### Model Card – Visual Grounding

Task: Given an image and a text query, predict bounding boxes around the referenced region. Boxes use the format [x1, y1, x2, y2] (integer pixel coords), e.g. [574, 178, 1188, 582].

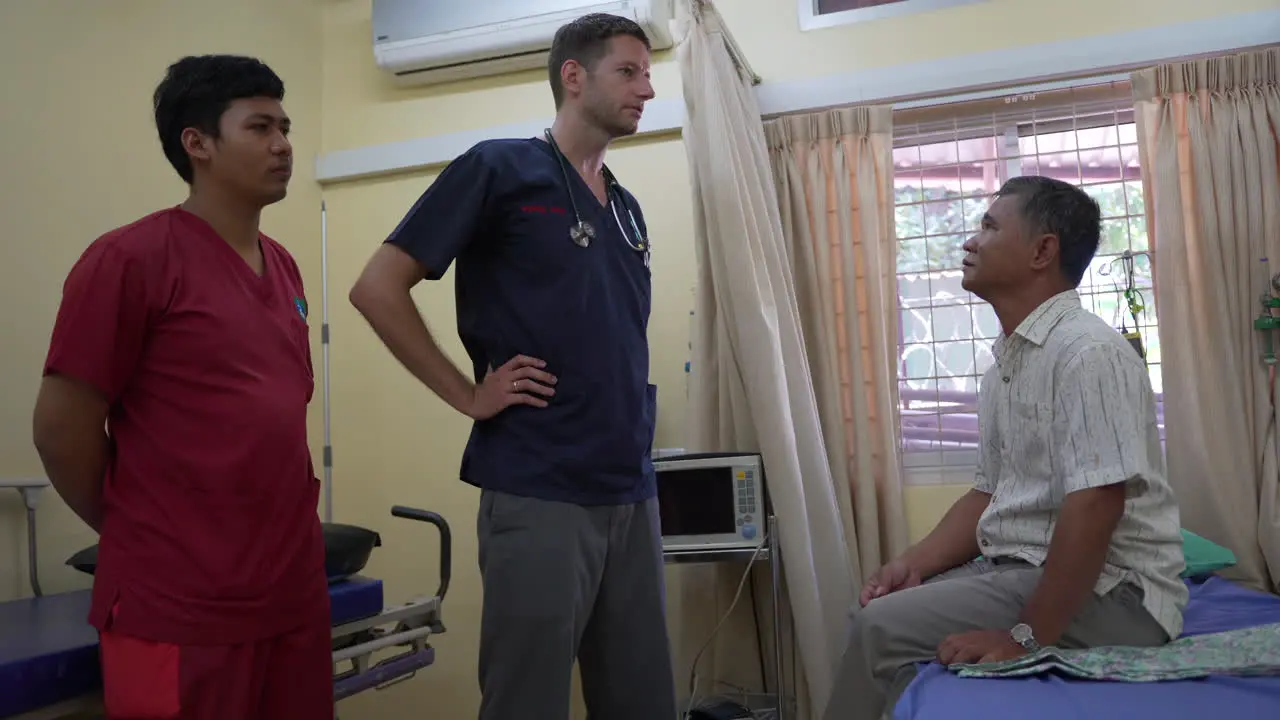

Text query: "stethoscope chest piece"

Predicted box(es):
[545, 129, 645, 255]
[570, 221, 595, 247]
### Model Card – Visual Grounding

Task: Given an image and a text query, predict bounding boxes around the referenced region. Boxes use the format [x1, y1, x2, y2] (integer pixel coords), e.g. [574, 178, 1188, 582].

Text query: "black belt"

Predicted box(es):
[989, 555, 1032, 566]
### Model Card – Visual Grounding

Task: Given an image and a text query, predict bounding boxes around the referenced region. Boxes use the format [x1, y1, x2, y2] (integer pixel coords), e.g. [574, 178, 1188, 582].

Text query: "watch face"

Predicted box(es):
[1011, 624, 1033, 642]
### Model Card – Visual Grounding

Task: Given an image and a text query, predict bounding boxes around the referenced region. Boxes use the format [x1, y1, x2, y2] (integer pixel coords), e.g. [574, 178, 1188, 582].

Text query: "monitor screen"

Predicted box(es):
[656, 466, 737, 537]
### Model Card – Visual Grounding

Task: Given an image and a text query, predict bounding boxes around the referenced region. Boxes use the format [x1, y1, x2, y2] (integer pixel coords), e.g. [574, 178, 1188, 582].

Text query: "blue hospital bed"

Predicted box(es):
[895, 575, 1280, 720]
[0, 484, 452, 720]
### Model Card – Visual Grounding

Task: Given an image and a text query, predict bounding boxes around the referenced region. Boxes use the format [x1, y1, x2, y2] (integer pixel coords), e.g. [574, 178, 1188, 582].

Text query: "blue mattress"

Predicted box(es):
[330, 575, 385, 626]
[895, 576, 1280, 720]
[0, 590, 100, 718]
[0, 577, 384, 718]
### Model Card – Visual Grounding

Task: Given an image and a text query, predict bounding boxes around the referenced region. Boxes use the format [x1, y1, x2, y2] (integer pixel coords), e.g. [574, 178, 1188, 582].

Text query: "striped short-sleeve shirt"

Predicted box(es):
[974, 289, 1188, 639]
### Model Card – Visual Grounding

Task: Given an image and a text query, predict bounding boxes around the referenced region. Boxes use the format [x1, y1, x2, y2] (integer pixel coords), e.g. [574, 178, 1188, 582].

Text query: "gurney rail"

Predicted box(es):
[333, 626, 432, 664]
[333, 642, 437, 701]
[390, 505, 451, 601]
[330, 506, 453, 705]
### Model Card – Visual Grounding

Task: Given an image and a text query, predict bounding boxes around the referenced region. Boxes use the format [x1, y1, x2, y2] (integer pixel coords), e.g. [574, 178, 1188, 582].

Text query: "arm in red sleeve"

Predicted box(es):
[33, 239, 155, 532]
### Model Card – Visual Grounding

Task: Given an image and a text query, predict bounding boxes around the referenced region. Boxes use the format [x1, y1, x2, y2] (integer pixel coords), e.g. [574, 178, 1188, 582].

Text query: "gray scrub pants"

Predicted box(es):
[476, 489, 677, 720]
[823, 558, 1170, 720]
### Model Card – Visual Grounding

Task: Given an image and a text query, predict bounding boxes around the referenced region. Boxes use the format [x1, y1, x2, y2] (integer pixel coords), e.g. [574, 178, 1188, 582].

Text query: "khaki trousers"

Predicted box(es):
[822, 559, 1169, 720]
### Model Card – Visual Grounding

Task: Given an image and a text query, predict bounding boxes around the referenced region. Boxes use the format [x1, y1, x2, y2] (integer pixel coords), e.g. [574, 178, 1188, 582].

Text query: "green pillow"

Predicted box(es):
[977, 529, 1235, 578]
[1180, 529, 1237, 577]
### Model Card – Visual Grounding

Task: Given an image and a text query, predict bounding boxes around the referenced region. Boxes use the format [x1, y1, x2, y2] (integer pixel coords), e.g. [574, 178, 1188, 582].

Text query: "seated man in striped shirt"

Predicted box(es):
[823, 175, 1186, 720]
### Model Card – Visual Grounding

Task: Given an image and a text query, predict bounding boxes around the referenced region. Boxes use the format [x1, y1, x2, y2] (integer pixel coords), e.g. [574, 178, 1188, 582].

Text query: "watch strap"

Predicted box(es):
[1011, 623, 1041, 652]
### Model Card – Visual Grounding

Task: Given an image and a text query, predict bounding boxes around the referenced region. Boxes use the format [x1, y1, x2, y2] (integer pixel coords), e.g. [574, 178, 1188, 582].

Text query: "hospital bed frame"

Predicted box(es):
[1, 480, 453, 718]
[331, 505, 452, 701]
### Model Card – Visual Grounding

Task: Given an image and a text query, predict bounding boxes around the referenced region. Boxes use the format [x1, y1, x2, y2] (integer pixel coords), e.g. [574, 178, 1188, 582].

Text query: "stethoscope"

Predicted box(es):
[543, 129, 649, 265]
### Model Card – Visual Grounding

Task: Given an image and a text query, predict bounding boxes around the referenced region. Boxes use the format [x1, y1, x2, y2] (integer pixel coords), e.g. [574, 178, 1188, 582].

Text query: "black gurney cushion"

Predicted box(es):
[64, 523, 383, 582]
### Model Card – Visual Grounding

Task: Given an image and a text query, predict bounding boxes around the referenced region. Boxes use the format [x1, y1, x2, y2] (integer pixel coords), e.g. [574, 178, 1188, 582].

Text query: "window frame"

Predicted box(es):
[798, 0, 988, 32]
[890, 88, 1162, 477]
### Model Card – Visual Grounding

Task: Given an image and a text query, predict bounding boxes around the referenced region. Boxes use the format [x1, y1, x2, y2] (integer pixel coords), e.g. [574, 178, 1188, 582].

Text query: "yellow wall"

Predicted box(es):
[0, 0, 1271, 718]
[0, 0, 325, 600]
[717, 0, 1280, 84]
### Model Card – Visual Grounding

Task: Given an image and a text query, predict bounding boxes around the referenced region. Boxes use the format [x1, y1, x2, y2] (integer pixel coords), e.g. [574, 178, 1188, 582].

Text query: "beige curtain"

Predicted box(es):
[763, 108, 909, 590]
[1132, 46, 1280, 593]
[675, 0, 858, 716]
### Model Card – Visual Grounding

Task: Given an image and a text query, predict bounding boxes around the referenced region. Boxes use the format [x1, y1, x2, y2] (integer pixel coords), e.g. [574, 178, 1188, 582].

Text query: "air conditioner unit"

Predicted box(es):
[372, 0, 676, 87]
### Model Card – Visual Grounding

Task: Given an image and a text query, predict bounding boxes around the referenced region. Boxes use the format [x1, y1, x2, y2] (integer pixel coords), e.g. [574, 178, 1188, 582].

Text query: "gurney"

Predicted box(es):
[330, 506, 452, 701]
[0, 478, 453, 719]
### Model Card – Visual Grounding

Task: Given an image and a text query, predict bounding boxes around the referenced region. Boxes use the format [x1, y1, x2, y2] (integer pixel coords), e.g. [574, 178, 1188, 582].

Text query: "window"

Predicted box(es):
[892, 82, 1163, 472]
[799, 0, 987, 31]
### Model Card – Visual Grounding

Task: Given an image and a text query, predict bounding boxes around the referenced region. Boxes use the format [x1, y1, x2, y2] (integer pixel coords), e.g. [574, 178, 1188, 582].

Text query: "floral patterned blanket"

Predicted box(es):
[950, 623, 1280, 682]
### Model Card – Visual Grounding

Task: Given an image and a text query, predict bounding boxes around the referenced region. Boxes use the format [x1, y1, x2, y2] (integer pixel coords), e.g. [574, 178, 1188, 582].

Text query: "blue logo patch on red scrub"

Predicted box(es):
[294, 297, 308, 321]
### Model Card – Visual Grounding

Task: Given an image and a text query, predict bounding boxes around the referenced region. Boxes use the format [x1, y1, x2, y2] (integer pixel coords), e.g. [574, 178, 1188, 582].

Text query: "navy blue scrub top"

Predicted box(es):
[385, 137, 657, 506]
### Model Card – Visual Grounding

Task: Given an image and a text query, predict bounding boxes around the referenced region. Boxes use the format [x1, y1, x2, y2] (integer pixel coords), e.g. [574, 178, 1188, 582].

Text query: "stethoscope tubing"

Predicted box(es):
[543, 129, 647, 253]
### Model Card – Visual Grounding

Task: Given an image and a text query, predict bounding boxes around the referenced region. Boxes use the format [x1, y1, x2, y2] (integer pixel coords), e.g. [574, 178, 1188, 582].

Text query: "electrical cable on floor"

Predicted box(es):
[711, 680, 783, 719]
[748, 571, 768, 692]
[684, 537, 767, 719]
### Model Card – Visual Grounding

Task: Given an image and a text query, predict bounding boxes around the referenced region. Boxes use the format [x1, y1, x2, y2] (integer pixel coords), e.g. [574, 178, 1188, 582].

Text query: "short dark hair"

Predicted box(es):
[153, 54, 285, 184]
[995, 176, 1102, 287]
[547, 13, 650, 109]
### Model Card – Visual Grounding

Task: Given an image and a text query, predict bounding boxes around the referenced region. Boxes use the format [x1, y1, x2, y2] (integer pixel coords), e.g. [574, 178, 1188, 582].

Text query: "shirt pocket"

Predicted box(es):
[501, 210, 588, 280]
[286, 316, 315, 404]
[1011, 400, 1054, 477]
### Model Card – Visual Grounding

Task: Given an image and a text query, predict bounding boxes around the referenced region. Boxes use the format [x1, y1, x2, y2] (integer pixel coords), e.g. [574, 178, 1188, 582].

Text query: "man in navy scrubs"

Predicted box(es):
[349, 13, 676, 720]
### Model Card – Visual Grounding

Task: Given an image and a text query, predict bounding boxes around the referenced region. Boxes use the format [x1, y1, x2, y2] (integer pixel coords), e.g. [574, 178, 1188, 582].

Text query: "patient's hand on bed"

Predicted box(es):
[937, 629, 1025, 666]
[860, 557, 922, 607]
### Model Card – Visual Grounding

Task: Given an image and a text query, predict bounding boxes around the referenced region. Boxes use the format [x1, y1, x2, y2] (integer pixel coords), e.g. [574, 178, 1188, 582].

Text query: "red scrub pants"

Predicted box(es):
[99, 619, 333, 719]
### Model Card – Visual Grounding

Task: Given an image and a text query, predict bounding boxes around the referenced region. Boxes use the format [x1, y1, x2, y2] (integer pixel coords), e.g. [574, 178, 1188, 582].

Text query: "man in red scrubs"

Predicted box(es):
[32, 54, 331, 720]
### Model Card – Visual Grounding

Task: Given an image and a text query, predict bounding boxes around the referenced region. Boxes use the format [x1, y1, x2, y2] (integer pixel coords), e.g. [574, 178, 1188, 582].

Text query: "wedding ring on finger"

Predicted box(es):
[512, 380, 519, 391]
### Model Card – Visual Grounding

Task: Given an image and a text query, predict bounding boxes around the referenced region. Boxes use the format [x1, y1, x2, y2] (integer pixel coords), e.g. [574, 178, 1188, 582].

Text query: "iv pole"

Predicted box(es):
[321, 200, 334, 523]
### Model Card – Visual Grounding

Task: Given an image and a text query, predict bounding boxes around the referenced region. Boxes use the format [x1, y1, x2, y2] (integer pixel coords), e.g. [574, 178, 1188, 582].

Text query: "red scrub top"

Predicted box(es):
[44, 207, 328, 646]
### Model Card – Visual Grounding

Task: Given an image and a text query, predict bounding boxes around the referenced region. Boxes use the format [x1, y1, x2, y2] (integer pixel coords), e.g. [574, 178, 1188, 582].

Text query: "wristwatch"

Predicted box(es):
[1010, 623, 1041, 653]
